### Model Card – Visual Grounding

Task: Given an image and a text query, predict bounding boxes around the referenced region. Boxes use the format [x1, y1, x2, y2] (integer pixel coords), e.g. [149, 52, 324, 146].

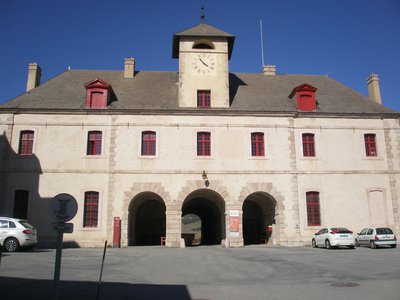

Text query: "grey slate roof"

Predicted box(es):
[172, 23, 235, 59]
[0, 69, 397, 116]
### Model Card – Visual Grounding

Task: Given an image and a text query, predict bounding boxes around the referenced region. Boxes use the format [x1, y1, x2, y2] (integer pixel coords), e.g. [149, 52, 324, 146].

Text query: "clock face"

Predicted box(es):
[192, 54, 216, 74]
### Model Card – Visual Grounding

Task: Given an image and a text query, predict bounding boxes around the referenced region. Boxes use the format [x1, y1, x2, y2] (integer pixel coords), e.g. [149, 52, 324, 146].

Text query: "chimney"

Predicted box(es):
[366, 73, 382, 104]
[262, 65, 276, 76]
[26, 63, 41, 92]
[124, 57, 135, 79]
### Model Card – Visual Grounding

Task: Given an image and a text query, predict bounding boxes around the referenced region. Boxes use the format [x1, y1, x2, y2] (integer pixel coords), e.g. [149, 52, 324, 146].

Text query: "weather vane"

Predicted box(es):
[200, 7, 205, 23]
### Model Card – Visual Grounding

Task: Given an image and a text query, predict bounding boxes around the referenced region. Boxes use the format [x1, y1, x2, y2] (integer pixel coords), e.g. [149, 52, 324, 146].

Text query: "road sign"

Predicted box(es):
[50, 193, 78, 222]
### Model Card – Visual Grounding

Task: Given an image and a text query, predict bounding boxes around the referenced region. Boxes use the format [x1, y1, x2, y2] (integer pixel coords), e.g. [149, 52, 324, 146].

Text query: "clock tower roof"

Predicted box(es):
[172, 23, 235, 59]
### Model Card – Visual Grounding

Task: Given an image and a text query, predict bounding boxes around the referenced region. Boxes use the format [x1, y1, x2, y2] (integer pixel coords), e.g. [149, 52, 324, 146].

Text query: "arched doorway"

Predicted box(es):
[182, 189, 225, 246]
[242, 192, 276, 245]
[128, 192, 166, 246]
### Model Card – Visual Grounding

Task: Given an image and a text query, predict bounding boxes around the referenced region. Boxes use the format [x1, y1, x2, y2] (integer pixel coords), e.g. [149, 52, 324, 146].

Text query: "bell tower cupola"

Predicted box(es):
[172, 21, 235, 108]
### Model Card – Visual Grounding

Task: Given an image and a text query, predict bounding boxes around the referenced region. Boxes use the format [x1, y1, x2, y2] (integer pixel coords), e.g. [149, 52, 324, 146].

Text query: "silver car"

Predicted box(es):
[355, 227, 397, 249]
[312, 227, 355, 249]
[0, 217, 38, 252]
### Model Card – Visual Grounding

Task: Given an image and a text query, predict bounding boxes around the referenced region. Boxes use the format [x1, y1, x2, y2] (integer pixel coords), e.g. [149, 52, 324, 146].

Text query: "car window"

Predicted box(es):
[19, 221, 34, 229]
[9, 221, 16, 228]
[360, 229, 367, 235]
[376, 228, 393, 234]
[367, 229, 373, 235]
[0, 220, 9, 228]
[323, 229, 328, 234]
[331, 228, 352, 233]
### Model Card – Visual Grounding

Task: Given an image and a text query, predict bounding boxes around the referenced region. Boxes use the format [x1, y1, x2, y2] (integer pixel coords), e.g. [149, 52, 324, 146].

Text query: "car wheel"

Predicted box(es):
[4, 237, 19, 252]
[325, 239, 331, 249]
[370, 241, 377, 249]
[312, 239, 317, 248]
[355, 239, 359, 247]
[390, 244, 397, 249]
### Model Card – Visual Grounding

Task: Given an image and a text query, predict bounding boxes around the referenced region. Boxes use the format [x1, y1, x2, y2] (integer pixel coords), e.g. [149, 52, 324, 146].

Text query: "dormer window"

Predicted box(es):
[84, 79, 115, 109]
[289, 83, 317, 112]
[193, 39, 215, 50]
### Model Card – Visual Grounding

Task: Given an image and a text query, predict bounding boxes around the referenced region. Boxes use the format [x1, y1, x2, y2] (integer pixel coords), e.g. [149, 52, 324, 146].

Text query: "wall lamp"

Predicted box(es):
[202, 170, 210, 187]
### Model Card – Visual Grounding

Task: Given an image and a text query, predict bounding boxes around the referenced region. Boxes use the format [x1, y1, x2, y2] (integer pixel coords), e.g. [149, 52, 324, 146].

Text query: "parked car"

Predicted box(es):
[312, 227, 355, 249]
[0, 217, 38, 252]
[355, 227, 397, 249]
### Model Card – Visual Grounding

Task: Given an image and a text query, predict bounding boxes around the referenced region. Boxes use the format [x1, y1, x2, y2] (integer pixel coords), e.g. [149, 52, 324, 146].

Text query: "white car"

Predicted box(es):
[0, 217, 38, 252]
[355, 227, 397, 249]
[312, 227, 355, 249]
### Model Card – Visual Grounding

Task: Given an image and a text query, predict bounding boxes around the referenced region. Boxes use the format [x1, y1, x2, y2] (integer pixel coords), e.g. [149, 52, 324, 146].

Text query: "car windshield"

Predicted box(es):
[331, 228, 352, 233]
[376, 228, 393, 234]
[19, 221, 34, 229]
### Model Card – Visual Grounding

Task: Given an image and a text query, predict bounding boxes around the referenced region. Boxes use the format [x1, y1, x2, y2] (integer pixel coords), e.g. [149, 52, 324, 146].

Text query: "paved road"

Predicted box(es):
[0, 245, 399, 300]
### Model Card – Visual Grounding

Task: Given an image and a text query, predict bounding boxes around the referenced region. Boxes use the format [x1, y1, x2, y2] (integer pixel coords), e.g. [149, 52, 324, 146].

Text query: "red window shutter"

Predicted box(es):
[251, 132, 265, 156]
[298, 93, 316, 111]
[18, 130, 34, 155]
[84, 191, 99, 227]
[197, 132, 211, 156]
[90, 91, 106, 108]
[141, 131, 156, 155]
[306, 192, 321, 226]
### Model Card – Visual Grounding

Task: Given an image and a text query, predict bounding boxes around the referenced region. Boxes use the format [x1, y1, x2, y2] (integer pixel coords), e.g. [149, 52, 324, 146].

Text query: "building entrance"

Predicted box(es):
[182, 189, 225, 246]
[242, 192, 276, 245]
[128, 192, 166, 246]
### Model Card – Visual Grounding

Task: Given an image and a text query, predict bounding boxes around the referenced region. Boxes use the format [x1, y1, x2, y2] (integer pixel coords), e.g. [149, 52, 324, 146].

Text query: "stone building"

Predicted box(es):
[0, 22, 399, 248]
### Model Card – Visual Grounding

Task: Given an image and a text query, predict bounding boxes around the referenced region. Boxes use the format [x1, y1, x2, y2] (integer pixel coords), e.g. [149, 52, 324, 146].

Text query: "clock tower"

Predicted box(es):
[172, 23, 235, 108]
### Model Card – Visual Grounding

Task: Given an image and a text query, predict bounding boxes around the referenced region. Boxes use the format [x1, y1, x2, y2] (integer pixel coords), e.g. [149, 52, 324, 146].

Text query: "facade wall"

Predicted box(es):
[0, 112, 399, 247]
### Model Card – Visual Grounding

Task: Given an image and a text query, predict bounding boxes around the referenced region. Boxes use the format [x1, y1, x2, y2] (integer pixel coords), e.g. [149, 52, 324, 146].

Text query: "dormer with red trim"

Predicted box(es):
[84, 79, 114, 109]
[289, 83, 318, 112]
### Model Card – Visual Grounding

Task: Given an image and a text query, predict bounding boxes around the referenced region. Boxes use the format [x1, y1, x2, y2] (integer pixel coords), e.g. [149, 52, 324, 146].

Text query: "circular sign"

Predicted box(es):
[50, 193, 78, 222]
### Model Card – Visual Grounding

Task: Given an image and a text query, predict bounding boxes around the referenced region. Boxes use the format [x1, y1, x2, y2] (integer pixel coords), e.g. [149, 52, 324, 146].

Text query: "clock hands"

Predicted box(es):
[199, 58, 208, 67]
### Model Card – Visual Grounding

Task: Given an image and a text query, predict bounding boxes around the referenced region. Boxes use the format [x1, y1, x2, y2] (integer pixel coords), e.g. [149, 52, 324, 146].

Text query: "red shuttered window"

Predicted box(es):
[141, 131, 156, 156]
[306, 192, 321, 226]
[197, 90, 211, 108]
[87, 131, 102, 155]
[84, 191, 99, 227]
[197, 132, 211, 156]
[251, 132, 265, 157]
[18, 130, 34, 156]
[364, 134, 377, 157]
[302, 133, 315, 157]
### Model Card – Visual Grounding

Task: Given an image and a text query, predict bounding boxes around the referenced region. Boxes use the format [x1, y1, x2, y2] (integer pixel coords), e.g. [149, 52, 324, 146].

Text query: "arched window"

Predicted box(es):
[197, 132, 211, 156]
[18, 130, 34, 156]
[251, 132, 265, 156]
[364, 134, 377, 157]
[193, 40, 214, 50]
[141, 131, 156, 156]
[302, 133, 315, 157]
[87, 131, 102, 155]
[84, 191, 99, 227]
[306, 192, 321, 226]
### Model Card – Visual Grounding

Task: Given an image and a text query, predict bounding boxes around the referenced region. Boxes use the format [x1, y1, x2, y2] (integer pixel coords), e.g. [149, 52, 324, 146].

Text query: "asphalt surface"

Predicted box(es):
[0, 244, 399, 300]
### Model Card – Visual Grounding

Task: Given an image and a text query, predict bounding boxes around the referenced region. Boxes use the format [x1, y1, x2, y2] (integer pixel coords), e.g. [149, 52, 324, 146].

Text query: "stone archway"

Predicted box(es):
[128, 192, 166, 246]
[122, 182, 172, 247]
[239, 183, 286, 246]
[177, 180, 230, 247]
[242, 192, 276, 245]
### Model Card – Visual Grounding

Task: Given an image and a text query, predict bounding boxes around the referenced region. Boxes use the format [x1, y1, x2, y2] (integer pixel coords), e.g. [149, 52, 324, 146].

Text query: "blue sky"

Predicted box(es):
[1, 0, 399, 111]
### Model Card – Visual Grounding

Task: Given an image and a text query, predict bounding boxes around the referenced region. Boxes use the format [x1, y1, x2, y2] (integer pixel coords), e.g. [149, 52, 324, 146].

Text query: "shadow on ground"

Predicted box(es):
[0, 277, 192, 300]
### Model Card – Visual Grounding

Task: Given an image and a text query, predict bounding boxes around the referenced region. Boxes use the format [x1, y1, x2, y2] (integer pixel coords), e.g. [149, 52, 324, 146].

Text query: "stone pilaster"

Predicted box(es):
[288, 118, 302, 246]
[384, 121, 400, 234]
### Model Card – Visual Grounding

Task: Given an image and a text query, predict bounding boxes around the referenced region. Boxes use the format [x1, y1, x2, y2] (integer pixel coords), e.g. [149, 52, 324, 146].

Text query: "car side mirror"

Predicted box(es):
[357, 233, 360, 235]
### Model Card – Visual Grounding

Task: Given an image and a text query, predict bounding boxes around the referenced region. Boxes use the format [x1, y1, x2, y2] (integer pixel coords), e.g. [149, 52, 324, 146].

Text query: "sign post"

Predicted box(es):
[50, 193, 78, 300]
